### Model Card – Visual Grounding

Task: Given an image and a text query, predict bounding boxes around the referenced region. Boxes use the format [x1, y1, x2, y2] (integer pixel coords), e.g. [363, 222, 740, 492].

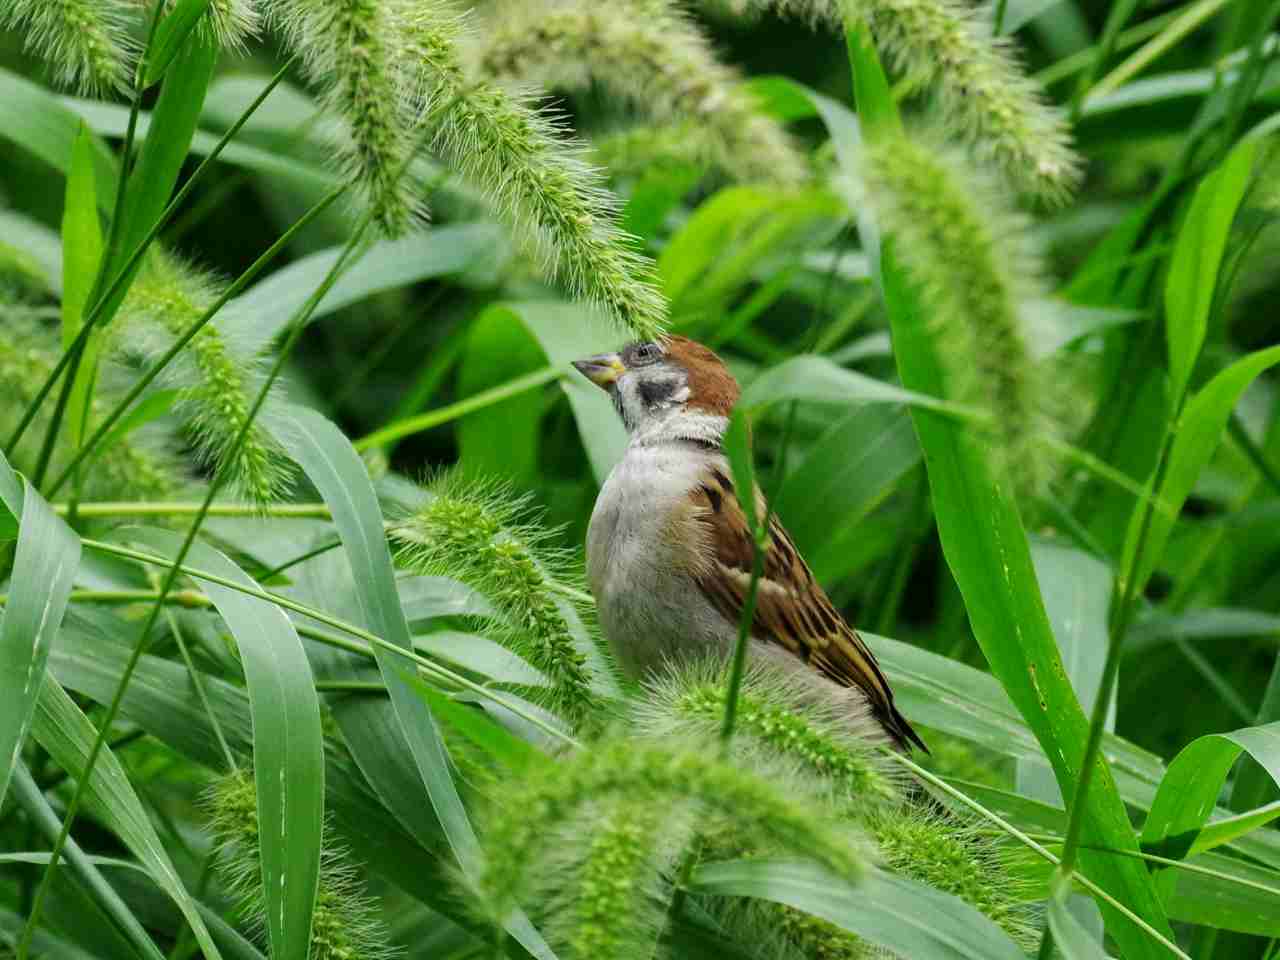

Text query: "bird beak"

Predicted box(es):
[572, 352, 625, 389]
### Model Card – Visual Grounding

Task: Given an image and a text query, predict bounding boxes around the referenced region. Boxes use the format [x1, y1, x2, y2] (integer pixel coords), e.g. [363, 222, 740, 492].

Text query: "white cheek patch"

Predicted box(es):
[672, 385, 691, 404]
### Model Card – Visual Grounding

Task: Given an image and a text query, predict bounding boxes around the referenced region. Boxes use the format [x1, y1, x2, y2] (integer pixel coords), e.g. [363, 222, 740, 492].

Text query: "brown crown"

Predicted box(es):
[663, 336, 740, 416]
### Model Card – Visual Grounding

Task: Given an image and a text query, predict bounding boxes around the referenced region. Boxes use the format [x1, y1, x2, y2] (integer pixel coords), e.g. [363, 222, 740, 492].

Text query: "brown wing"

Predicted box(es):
[687, 465, 926, 752]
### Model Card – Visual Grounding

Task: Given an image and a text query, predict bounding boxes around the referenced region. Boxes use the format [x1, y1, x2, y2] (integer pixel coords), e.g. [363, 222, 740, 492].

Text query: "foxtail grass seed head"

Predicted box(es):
[516, 795, 676, 960]
[475, 0, 807, 186]
[867, 804, 1038, 946]
[725, 0, 1079, 201]
[116, 251, 295, 506]
[860, 130, 1047, 496]
[207, 773, 396, 960]
[399, 3, 667, 340]
[204, 0, 262, 51]
[391, 477, 600, 724]
[633, 657, 902, 809]
[269, 0, 421, 235]
[0, 0, 138, 96]
[479, 738, 866, 928]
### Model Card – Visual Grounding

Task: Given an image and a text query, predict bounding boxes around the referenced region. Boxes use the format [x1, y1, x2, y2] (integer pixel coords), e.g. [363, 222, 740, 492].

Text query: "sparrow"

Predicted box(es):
[574, 336, 925, 752]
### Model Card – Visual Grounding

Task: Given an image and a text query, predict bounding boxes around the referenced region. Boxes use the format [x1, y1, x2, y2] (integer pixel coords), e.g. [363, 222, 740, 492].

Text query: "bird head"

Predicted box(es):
[573, 336, 740, 434]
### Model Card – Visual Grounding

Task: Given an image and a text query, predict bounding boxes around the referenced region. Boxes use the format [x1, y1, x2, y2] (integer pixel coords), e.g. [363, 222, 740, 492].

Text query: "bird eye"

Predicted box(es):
[631, 342, 659, 365]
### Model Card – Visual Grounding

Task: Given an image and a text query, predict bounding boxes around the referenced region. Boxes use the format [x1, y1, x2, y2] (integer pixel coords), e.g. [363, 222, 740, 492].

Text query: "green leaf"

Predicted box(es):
[1124, 345, 1280, 590]
[1130, 607, 1280, 652]
[504, 301, 629, 485]
[0, 66, 120, 206]
[689, 859, 1026, 960]
[146, 0, 214, 87]
[837, 33, 1176, 954]
[1194, 801, 1280, 854]
[7, 764, 166, 960]
[1165, 849, 1280, 936]
[224, 225, 506, 352]
[1140, 721, 1280, 871]
[0, 449, 22, 540]
[400, 671, 548, 775]
[773, 405, 919, 566]
[273, 404, 556, 960]
[657, 185, 842, 318]
[1164, 140, 1257, 404]
[844, 20, 901, 141]
[66, 97, 332, 195]
[30, 677, 224, 960]
[457, 308, 546, 487]
[61, 122, 105, 451]
[99, 29, 218, 325]
[0, 468, 81, 807]
[122, 528, 324, 960]
[1022, 540, 1115, 803]
[740, 354, 962, 415]
[1048, 876, 1111, 959]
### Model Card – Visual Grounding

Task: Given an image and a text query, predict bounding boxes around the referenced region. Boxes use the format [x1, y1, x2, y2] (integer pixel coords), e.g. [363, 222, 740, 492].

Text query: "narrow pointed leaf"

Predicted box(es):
[0, 456, 80, 807]
[30, 677, 223, 960]
[7, 764, 167, 960]
[274, 404, 556, 960]
[1049, 878, 1111, 959]
[836, 33, 1176, 955]
[61, 123, 104, 451]
[1124, 345, 1280, 590]
[146, 0, 214, 86]
[1141, 721, 1280, 876]
[1164, 141, 1256, 404]
[122, 527, 324, 960]
[690, 859, 1026, 960]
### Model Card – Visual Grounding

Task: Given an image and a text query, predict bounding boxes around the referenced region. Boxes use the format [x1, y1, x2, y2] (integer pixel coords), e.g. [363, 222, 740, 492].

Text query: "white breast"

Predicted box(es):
[587, 440, 733, 678]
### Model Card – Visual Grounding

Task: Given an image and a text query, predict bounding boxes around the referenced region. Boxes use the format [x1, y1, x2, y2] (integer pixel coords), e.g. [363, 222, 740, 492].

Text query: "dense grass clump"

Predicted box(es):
[1, 1, 1277, 958]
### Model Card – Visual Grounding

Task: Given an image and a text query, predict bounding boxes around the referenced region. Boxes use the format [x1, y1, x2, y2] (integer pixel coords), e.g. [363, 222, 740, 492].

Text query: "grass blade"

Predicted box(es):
[7, 764, 166, 960]
[689, 859, 1026, 960]
[97, 28, 217, 326]
[1164, 140, 1257, 405]
[840, 33, 1176, 958]
[122, 527, 324, 960]
[1123, 345, 1280, 590]
[1048, 876, 1109, 959]
[145, 0, 214, 87]
[30, 678, 223, 960]
[274, 404, 558, 960]
[1140, 721, 1280, 876]
[60, 123, 105, 458]
[0, 456, 81, 807]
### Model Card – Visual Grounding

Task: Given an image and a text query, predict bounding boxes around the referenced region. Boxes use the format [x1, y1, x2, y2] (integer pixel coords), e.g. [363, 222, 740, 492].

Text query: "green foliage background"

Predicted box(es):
[0, 0, 1278, 958]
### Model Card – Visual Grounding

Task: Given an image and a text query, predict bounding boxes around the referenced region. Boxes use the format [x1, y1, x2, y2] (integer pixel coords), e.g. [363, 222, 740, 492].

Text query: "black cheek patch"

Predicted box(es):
[639, 379, 674, 407]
